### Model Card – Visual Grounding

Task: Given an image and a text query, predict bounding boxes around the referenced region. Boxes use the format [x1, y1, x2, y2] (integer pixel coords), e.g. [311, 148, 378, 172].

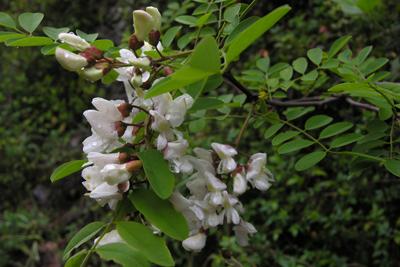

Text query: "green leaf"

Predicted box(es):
[116, 222, 174, 266]
[161, 26, 182, 48]
[175, 15, 197, 26]
[360, 57, 389, 76]
[278, 139, 314, 154]
[42, 26, 69, 40]
[305, 115, 333, 130]
[196, 13, 212, 27]
[384, 159, 400, 177]
[6, 36, 53, 47]
[225, 16, 259, 45]
[295, 151, 327, 171]
[256, 57, 270, 72]
[307, 47, 323, 65]
[0, 32, 25, 42]
[50, 159, 87, 183]
[18, 12, 44, 33]
[328, 35, 351, 58]
[191, 97, 224, 112]
[96, 243, 150, 267]
[280, 66, 293, 81]
[0, 12, 17, 29]
[301, 70, 318, 81]
[264, 123, 284, 139]
[146, 36, 220, 98]
[102, 69, 119, 85]
[319, 122, 354, 139]
[284, 107, 315, 121]
[129, 189, 189, 240]
[63, 221, 106, 260]
[224, 4, 241, 22]
[354, 46, 372, 65]
[330, 133, 363, 148]
[292, 57, 307, 74]
[76, 29, 98, 42]
[189, 118, 206, 132]
[65, 250, 87, 267]
[226, 5, 291, 63]
[272, 131, 300, 146]
[137, 149, 175, 199]
[92, 39, 114, 51]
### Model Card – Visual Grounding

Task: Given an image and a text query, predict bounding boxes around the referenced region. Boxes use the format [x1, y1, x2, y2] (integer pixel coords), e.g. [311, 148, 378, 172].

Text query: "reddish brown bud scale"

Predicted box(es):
[79, 46, 104, 64]
[117, 103, 132, 118]
[115, 121, 125, 137]
[148, 30, 161, 46]
[163, 67, 173, 76]
[126, 160, 143, 172]
[129, 34, 144, 51]
[118, 152, 130, 163]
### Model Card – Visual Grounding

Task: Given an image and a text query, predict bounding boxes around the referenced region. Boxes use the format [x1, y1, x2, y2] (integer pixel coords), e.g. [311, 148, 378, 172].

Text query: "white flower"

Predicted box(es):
[96, 230, 124, 247]
[87, 152, 120, 168]
[233, 170, 247, 195]
[55, 47, 87, 71]
[58, 32, 91, 51]
[145, 7, 162, 31]
[82, 130, 121, 153]
[193, 147, 213, 163]
[204, 172, 226, 206]
[88, 182, 121, 201]
[82, 165, 103, 191]
[166, 94, 193, 127]
[163, 134, 193, 174]
[220, 191, 241, 225]
[246, 153, 274, 191]
[211, 143, 237, 174]
[233, 221, 257, 246]
[170, 192, 203, 231]
[101, 163, 132, 185]
[182, 233, 207, 252]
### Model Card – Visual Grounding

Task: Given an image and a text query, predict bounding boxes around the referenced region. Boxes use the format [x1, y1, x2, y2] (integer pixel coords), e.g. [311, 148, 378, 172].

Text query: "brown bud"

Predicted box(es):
[79, 46, 104, 64]
[117, 103, 132, 118]
[148, 30, 161, 47]
[141, 80, 151, 89]
[118, 152, 130, 163]
[126, 160, 143, 172]
[259, 49, 269, 58]
[129, 34, 144, 51]
[163, 67, 173, 76]
[115, 121, 125, 137]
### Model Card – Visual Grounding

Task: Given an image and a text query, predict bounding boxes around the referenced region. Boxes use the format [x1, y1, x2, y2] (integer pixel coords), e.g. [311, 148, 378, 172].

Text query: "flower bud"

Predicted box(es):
[125, 160, 143, 172]
[145, 7, 161, 31]
[78, 67, 104, 82]
[182, 233, 207, 252]
[79, 46, 104, 64]
[117, 103, 132, 118]
[118, 152, 130, 163]
[55, 47, 88, 71]
[128, 34, 144, 50]
[148, 30, 161, 47]
[163, 67, 173, 76]
[58, 32, 91, 51]
[133, 10, 154, 42]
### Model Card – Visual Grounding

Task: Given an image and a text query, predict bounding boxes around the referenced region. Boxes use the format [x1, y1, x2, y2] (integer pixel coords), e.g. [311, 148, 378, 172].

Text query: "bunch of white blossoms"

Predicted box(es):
[54, 5, 274, 253]
[170, 144, 274, 251]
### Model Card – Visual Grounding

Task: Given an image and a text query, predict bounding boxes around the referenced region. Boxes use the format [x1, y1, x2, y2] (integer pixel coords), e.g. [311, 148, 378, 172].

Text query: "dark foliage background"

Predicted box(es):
[0, 0, 399, 266]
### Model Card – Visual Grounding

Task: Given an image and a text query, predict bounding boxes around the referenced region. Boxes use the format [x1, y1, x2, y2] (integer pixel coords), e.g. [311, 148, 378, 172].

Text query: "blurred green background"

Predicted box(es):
[0, 0, 399, 266]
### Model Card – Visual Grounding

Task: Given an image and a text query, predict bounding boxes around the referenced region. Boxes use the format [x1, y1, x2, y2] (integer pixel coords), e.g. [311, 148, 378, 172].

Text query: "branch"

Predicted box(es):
[223, 71, 379, 112]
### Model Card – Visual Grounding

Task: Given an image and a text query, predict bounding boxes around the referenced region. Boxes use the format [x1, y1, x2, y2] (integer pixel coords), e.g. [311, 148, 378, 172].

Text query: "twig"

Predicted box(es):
[234, 104, 255, 147]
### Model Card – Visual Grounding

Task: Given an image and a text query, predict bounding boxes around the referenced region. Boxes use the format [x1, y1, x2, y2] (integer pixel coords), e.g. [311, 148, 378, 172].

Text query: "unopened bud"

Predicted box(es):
[55, 47, 88, 71]
[130, 74, 143, 87]
[117, 103, 132, 117]
[78, 67, 104, 82]
[125, 160, 143, 172]
[146, 7, 161, 31]
[133, 10, 154, 42]
[114, 121, 126, 137]
[163, 67, 173, 76]
[129, 34, 144, 51]
[148, 30, 160, 46]
[58, 32, 91, 51]
[118, 152, 130, 163]
[79, 46, 104, 64]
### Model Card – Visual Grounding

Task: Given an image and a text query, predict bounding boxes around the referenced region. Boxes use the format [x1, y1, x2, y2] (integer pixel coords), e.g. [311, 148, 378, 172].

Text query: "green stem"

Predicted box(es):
[235, 104, 255, 147]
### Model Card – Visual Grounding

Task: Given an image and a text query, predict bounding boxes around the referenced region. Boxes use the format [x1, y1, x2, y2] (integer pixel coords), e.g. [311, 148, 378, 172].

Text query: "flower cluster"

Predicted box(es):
[170, 145, 274, 251]
[53, 5, 274, 254]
